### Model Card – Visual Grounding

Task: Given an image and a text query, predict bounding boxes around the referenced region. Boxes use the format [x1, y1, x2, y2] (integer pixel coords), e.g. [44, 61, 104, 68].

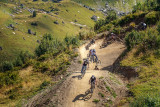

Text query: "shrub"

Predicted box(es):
[131, 93, 160, 107]
[112, 26, 122, 35]
[130, 22, 136, 28]
[92, 99, 100, 103]
[125, 31, 143, 50]
[2, 61, 14, 72]
[14, 57, 23, 66]
[35, 34, 65, 56]
[157, 21, 160, 34]
[94, 19, 106, 31]
[145, 11, 159, 25]
[0, 71, 19, 87]
[94, 10, 117, 31]
[105, 10, 117, 24]
[19, 51, 34, 64]
[97, 23, 114, 33]
[125, 28, 160, 51]
[118, 12, 146, 26]
[64, 36, 80, 47]
[39, 81, 50, 90]
[78, 31, 95, 40]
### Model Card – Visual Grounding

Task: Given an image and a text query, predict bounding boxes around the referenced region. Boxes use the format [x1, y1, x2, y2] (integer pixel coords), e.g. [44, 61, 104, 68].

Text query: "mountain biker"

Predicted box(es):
[89, 75, 97, 89]
[93, 49, 98, 62]
[81, 59, 89, 74]
[91, 39, 95, 44]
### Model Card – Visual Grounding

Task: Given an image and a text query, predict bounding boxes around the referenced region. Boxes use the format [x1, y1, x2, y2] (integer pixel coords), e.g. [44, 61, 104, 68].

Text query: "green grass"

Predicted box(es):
[98, 92, 104, 97]
[92, 99, 100, 103]
[72, 0, 145, 12]
[0, 1, 104, 64]
[106, 85, 111, 92]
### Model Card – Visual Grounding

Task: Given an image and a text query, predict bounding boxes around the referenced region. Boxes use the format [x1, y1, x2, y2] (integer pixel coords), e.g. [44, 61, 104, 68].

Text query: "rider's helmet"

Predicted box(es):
[93, 49, 95, 52]
[92, 75, 95, 78]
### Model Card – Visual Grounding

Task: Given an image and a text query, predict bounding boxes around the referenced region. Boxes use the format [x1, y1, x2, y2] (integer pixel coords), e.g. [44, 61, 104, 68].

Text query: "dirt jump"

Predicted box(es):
[25, 39, 128, 107]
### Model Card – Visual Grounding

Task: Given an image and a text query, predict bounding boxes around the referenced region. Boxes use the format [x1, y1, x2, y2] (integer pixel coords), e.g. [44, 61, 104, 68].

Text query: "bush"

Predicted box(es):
[94, 10, 117, 31]
[125, 28, 160, 51]
[97, 23, 114, 33]
[125, 31, 144, 50]
[2, 61, 14, 72]
[39, 81, 50, 90]
[105, 10, 117, 24]
[64, 36, 80, 47]
[157, 21, 160, 34]
[78, 31, 95, 40]
[0, 71, 19, 87]
[145, 11, 159, 25]
[14, 57, 23, 66]
[130, 22, 136, 28]
[94, 19, 106, 31]
[35, 34, 65, 56]
[118, 12, 146, 26]
[131, 93, 160, 107]
[112, 26, 122, 35]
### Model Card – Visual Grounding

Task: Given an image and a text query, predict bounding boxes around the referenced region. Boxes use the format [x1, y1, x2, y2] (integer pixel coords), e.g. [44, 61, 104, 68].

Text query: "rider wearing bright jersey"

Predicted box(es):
[81, 59, 89, 74]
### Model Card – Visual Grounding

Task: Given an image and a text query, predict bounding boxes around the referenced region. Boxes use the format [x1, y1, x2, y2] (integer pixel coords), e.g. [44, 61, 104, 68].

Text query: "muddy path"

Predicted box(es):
[25, 40, 127, 107]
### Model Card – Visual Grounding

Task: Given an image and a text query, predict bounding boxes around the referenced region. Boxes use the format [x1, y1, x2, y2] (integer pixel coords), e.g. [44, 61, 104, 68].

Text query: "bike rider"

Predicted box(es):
[89, 75, 97, 90]
[93, 49, 98, 62]
[81, 59, 89, 74]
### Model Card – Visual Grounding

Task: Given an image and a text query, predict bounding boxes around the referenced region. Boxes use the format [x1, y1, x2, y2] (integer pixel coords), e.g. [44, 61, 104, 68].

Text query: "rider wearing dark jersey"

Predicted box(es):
[89, 75, 96, 84]
[81, 59, 89, 74]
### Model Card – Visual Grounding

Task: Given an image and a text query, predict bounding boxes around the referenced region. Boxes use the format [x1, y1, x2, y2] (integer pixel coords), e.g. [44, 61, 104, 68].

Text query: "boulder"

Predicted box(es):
[37, 40, 40, 43]
[54, 21, 59, 24]
[23, 37, 25, 40]
[0, 46, 2, 51]
[28, 29, 32, 34]
[91, 15, 97, 21]
[74, 19, 77, 22]
[62, 21, 65, 24]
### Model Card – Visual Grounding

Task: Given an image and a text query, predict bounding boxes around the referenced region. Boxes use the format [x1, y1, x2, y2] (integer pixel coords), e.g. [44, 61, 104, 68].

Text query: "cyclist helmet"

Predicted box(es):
[92, 75, 95, 78]
[93, 49, 95, 52]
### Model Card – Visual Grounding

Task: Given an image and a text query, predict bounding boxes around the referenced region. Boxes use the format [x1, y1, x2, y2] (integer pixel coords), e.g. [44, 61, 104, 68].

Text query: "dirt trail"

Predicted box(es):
[25, 40, 126, 107]
[58, 40, 126, 107]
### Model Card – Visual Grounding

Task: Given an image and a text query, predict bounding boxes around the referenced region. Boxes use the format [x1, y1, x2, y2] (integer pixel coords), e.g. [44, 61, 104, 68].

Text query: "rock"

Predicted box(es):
[62, 21, 65, 24]
[28, 29, 32, 34]
[33, 32, 36, 35]
[37, 40, 40, 43]
[74, 19, 77, 22]
[0, 46, 2, 51]
[54, 21, 59, 24]
[91, 15, 97, 21]
[55, 12, 59, 15]
[20, 4, 24, 8]
[10, 24, 14, 28]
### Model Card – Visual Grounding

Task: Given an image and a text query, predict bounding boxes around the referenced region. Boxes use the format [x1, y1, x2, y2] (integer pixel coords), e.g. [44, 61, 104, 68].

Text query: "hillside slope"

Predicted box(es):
[0, 0, 104, 63]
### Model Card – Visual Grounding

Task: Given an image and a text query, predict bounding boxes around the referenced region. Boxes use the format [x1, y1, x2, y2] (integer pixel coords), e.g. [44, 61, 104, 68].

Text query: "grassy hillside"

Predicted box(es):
[0, 0, 104, 63]
[0, 1, 102, 106]
[72, 0, 145, 12]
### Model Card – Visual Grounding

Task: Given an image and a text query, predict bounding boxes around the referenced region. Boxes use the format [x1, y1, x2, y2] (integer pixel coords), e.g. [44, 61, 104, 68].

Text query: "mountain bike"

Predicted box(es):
[90, 81, 95, 93]
[81, 67, 86, 78]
